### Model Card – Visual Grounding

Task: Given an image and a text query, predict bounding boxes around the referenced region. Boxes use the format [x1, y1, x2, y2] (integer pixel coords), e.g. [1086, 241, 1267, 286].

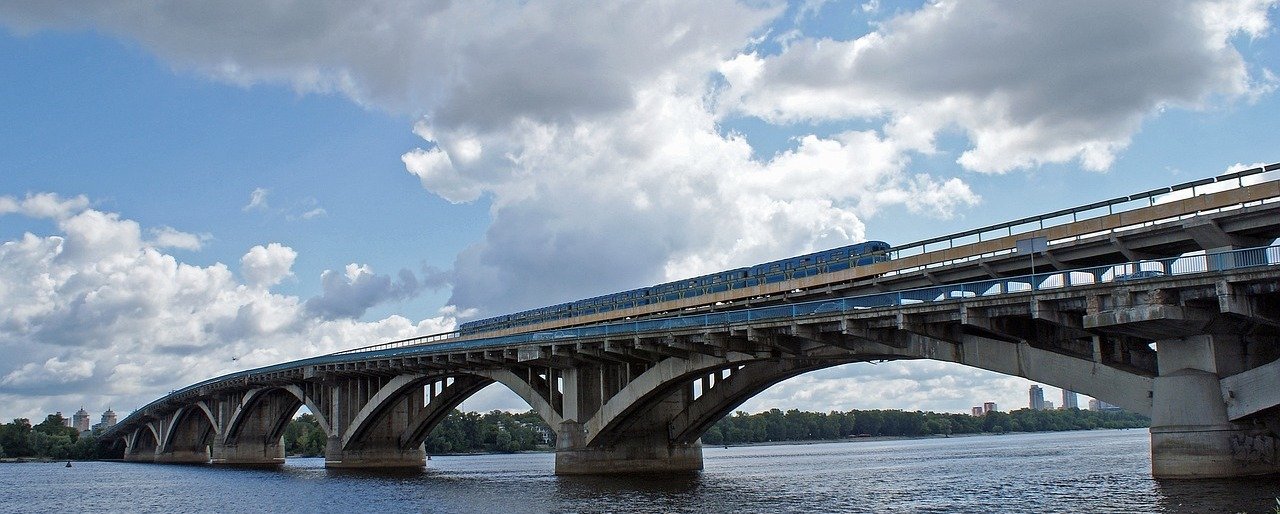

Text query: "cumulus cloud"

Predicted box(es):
[305, 264, 424, 319]
[148, 226, 208, 251]
[0, 195, 456, 419]
[240, 243, 297, 288]
[424, 87, 978, 315]
[718, 0, 1277, 173]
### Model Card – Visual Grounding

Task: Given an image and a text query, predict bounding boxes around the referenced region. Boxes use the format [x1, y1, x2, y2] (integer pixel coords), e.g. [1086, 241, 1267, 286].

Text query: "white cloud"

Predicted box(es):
[148, 226, 207, 251]
[243, 187, 269, 211]
[718, 0, 1277, 173]
[240, 243, 297, 288]
[0, 198, 455, 418]
[0, 192, 91, 220]
[297, 207, 326, 220]
[305, 264, 423, 319]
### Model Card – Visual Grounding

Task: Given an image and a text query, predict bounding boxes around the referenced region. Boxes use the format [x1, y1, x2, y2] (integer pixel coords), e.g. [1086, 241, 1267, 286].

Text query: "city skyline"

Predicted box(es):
[2, 1, 1280, 421]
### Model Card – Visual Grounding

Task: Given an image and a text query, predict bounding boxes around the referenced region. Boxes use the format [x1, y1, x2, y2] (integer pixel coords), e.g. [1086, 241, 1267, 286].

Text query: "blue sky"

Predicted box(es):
[1, 0, 1278, 421]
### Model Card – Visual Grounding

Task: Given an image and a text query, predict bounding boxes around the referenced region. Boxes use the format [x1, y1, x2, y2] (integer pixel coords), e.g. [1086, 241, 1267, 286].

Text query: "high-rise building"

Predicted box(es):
[1062, 390, 1079, 410]
[1088, 398, 1100, 411]
[1029, 385, 1045, 410]
[971, 406, 984, 416]
[983, 402, 997, 414]
[91, 408, 119, 433]
[73, 407, 91, 433]
[1045, 401, 1055, 410]
[101, 408, 117, 427]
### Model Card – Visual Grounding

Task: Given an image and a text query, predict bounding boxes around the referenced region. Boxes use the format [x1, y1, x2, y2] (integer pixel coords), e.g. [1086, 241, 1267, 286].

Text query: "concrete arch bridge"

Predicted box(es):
[106, 246, 1280, 478]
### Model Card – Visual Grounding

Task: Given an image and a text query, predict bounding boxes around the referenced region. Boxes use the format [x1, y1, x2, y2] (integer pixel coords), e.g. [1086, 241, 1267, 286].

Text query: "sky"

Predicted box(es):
[2, 0, 1279, 422]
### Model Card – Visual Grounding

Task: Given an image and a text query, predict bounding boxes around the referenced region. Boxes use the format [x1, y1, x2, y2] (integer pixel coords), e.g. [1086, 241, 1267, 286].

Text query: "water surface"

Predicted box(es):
[4, 430, 1277, 513]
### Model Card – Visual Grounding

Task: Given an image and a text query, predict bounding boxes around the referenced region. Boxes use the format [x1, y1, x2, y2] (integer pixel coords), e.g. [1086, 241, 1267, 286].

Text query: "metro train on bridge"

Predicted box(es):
[458, 240, 891, 335]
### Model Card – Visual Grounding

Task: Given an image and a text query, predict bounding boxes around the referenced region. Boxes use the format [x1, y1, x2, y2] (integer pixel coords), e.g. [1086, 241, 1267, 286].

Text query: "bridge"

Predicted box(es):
[103, 165, 1280, 478]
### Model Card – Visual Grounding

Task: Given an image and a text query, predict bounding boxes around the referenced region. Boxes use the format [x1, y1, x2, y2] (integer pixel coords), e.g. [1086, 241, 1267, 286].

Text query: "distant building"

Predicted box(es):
[73, 407, 91, 433]
[1089, 399, 1121, 412]
[90, 408, 119, 434]
[971, 406, 984, 416]
[1044, 401, 1055, 411]
[983, 402, 997, 414]
[1029, 385, 1045, 410]
[1062, 390, 1079, 410]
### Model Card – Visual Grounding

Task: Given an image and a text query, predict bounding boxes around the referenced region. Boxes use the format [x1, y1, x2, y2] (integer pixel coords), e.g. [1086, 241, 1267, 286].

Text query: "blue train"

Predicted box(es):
[457, 240, 892, 335]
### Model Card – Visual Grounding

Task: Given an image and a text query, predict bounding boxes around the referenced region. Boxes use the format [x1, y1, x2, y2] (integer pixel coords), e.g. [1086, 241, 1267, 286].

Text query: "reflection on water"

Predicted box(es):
[3, 430, 1278, 513]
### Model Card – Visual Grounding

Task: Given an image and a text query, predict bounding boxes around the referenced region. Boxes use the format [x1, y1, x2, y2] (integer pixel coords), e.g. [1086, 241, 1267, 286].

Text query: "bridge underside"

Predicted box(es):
[115, 264, 1280, 478]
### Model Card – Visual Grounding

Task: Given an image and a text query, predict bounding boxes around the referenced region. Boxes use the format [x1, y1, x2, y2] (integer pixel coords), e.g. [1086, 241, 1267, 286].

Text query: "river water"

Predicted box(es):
[3, 429, 1277, 513]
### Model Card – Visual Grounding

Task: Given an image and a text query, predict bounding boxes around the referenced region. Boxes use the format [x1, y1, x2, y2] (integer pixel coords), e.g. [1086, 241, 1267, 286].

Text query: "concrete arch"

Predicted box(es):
[584, 351, 760, 447]
[583, 332, 1154, 449]
[476, 369, 564, 427]
[667, 359, 854, 444]
[396, 375, 494, 451]
[159, 403, 218, 454]
[340, 374, 430, 450]
[279, 384, 331, 435]
[224, 387, 302, 443]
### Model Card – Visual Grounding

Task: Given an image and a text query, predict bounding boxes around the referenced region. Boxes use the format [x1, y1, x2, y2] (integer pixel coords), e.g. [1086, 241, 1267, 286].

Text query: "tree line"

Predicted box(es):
[282, 409, 554, 456]
[1, 407, 1148, 460]
[701, 407, 1150, 445]
[0, 414, 120, 460]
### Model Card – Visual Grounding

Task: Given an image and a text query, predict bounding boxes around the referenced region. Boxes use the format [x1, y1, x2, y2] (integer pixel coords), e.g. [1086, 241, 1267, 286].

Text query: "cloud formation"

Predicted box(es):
[0, 1, 1275, 419]
[305, 264, 424, 319]
[0, 195, 454, 418]
[718, 0, 1276, 173]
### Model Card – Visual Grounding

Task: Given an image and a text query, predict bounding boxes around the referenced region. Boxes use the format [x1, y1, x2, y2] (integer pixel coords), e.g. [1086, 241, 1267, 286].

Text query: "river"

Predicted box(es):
[3, 429, 1277, 513]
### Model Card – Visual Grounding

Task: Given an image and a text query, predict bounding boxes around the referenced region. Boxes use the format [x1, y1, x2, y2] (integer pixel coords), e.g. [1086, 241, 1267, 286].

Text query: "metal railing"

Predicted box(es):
[882, 164, 1279, 273]
[431, 245, 1279, 347]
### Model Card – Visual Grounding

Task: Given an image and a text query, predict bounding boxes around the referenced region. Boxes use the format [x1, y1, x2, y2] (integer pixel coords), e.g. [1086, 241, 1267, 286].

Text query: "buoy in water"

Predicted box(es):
[66, 461, 72, 468]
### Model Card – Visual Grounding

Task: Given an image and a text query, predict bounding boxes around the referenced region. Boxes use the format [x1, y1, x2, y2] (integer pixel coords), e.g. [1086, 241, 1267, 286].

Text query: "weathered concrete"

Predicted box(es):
[555, 421, 703, 475]
[324, 436, 425, 469]
[210, 440, 286, 467]
[153, 449, 210, 464]
[1146, 335, 1278, 478]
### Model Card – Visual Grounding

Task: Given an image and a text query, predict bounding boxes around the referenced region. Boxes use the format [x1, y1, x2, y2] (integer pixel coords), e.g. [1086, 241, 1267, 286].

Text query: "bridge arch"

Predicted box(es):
[576, 330, 1155, 452]
[223, 387, 303, 444]
[159, 402, 219, 457]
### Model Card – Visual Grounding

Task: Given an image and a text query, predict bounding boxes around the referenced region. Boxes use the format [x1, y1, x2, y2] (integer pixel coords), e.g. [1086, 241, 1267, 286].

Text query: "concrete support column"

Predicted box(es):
[554, 421, 703, 475]
[324, 436, 424, 469]
[1150, 334, 1279, 478]
[553, 367, 703, 475]
[210, 438, 286, 467]
[210, 392, 296, 467]
[323, 378, 425, 469]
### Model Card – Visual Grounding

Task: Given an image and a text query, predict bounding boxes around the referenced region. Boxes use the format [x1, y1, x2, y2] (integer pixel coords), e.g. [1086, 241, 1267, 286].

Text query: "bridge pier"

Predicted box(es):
[209, 440, 286, 467]
[324, 436, 425, 469]
[555, 421, 703, 475]
[154, 449, 210, 464]
[1148, 334, 1279, 478]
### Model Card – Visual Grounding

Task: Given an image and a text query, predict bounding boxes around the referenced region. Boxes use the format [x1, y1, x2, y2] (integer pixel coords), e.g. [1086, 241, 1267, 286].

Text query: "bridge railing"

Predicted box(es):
[328, 326, 463, 355]
[881, 163, 1280, 274]
[385, 244, 1280, 352]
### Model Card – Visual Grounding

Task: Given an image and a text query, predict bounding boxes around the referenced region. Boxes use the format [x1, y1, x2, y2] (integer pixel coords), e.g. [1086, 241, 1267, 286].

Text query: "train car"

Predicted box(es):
[457, 240, 891, 336]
